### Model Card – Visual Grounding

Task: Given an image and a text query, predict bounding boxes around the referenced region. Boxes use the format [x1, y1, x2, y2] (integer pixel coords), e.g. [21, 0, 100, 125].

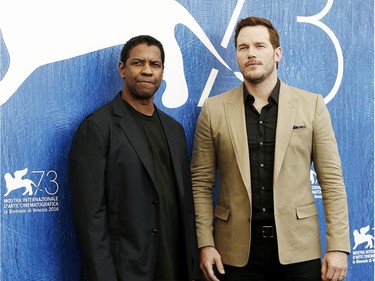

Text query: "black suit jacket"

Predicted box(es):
[69, 93, 200, 281]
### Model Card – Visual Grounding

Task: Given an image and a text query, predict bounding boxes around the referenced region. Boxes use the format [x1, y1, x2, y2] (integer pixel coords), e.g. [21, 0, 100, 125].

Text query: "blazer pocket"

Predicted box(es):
[291, 127, 311, 137]
[296, 203, 318, 219]
[214, 205, 230, 221]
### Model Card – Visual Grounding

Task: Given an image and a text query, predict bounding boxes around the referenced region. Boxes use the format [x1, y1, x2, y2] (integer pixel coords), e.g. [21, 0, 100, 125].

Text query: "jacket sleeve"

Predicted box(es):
[191, 100, 217, 248]
[312, 95, 351, 254]
[69, 119, 118, 281]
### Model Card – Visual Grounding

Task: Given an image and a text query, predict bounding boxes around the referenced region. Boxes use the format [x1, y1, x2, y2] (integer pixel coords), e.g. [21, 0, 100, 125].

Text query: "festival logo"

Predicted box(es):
[4, 168, 40, 196]
[310, 169, 322, 199]
[0, 0, 341, 108]
[0, 0, 232, 109]
[2, 168, 60, 215]
[352, 225, 375, 265]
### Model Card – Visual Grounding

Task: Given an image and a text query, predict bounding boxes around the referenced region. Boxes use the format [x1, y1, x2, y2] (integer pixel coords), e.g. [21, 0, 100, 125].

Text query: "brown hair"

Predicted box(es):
[234, 16, 280, 50]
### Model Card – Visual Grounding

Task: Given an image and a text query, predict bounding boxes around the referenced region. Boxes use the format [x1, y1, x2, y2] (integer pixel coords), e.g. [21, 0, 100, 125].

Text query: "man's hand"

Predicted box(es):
[321, 251, 348, 281]
[199, 246, 225, 281]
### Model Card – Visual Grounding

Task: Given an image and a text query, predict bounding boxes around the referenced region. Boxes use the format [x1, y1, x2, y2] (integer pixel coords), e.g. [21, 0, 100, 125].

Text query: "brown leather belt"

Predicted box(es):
[252, 225, 276, 238]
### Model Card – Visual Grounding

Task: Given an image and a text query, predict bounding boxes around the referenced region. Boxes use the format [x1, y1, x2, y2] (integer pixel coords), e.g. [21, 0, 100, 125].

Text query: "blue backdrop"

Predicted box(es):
[0, 0, 373, 280]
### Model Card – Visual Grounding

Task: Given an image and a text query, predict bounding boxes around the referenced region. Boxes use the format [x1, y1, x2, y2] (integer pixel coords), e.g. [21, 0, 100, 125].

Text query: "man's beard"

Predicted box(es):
[243, 60, 275, 84]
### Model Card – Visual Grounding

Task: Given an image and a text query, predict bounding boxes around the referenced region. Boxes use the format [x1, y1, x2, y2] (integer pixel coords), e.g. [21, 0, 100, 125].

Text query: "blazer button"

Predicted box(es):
[152, 200, 159, 207]
[151, 228, 158, 236]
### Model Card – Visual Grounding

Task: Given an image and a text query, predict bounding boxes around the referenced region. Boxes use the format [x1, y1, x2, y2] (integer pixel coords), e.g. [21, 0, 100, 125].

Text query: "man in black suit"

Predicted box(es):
[69, 35, 200, 281]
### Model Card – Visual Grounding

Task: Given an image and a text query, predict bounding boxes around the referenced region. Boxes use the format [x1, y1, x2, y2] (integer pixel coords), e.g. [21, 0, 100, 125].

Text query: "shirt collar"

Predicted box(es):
[243, 78, 281, 105]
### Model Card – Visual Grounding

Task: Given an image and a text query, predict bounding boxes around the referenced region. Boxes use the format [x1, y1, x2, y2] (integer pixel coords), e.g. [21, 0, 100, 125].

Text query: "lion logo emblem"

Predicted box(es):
[353, 225, 375, 250]
[3, 168, 39, 196]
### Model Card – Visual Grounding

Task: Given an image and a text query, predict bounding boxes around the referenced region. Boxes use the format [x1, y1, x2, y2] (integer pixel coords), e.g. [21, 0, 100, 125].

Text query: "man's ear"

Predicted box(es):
[118, 61, 126, 78]
[275, 47, 282, 63]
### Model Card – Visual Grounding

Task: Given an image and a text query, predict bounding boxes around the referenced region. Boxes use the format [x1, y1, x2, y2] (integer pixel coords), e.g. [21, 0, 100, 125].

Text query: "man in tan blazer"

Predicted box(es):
[191, 17, 350, 281]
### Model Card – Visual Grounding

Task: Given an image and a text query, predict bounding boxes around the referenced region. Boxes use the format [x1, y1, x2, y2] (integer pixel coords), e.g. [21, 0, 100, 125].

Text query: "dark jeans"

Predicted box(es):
[218, 235, 321, 281]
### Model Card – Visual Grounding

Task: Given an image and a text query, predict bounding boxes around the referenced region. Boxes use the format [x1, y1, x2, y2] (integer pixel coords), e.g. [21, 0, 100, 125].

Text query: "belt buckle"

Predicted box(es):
[262, 225, 274, 238]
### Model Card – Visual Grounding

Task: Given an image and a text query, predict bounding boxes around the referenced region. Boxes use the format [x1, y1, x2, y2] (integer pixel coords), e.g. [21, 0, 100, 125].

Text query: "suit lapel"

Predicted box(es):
[112, 94, 157, 186]
[224, 86, 251, 195]
[273, 83, 299, 185]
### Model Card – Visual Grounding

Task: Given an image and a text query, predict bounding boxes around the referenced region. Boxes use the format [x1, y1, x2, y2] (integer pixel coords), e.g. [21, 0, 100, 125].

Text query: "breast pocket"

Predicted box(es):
[291, 126, 311, 137]
[289, 127, 313, 151]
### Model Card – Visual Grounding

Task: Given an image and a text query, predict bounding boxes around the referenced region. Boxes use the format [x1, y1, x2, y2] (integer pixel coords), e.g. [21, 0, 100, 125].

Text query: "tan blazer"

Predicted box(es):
[191, 81, 350, 266]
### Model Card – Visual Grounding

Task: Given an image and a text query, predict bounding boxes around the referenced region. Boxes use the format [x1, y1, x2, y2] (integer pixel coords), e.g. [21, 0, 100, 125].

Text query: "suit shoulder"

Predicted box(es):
[282, 83, 325, 106]
[282, 83, 321, 98]
[204, 85, 242, 105]
[86, 100, 114, 121]
[73, 96, 118, 137]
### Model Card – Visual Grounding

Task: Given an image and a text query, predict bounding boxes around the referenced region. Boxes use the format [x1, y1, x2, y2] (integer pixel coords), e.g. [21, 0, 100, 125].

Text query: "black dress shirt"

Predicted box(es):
[244, 79, 280, 225]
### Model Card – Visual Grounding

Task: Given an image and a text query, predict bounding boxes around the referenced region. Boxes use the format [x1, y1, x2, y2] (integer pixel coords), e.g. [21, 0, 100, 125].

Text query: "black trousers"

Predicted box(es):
[218, 233, 321, 281]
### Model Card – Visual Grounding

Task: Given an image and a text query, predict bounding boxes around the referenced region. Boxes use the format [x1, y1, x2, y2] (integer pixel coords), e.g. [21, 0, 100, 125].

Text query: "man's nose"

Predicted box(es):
[141, 63, 153, 75]
[247, 47, 257, 58]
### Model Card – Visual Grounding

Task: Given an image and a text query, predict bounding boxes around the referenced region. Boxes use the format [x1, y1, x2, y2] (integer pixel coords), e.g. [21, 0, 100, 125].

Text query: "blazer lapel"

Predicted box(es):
[112, 94, 157, 185]
[224, 86, 251, 195]
[273, 83, 299, 185]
